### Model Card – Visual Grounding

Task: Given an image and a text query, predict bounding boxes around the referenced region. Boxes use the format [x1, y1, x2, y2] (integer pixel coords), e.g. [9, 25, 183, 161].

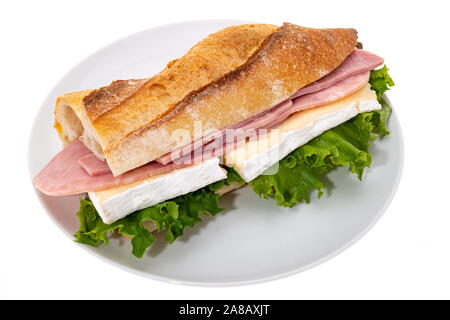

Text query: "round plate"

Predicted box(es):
[28, 20, 404, 286]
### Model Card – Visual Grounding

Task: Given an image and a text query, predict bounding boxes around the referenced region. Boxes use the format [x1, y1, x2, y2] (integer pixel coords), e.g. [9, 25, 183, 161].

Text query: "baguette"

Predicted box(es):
[55, 23, 357, 176]
[55, 24, 276, 162]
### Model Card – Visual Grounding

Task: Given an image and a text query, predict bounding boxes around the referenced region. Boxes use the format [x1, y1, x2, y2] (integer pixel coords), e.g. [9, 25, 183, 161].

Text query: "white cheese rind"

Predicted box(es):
[231, 99, 381, 182]
[89, 157, 226, 224]
[237, 104, 358, 182]
[358, 100, 382, 113]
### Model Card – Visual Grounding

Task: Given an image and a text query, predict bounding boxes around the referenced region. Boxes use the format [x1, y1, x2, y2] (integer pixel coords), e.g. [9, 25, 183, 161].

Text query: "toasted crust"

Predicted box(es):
[88, 24, 277, 149]
[83, 79, 149, 121]
[54, 23, 357, 176]
[54, 24, 276, 163]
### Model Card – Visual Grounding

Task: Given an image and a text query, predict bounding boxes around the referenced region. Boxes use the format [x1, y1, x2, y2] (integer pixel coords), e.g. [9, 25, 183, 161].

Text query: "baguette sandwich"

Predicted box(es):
[33, 23, 394, 257]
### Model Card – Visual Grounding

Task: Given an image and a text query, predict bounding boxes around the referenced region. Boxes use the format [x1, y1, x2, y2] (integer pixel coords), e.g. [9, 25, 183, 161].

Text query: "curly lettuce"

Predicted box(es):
[248, 66, 394, 207]
[75, 167, 244, 258]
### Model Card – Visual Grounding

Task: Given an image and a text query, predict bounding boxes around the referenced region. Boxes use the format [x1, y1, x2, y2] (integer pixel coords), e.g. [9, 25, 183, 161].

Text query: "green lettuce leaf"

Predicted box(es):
[74, 167, 244, 258]
[248, 66, 394, 207]
[369, 65, 395, 100]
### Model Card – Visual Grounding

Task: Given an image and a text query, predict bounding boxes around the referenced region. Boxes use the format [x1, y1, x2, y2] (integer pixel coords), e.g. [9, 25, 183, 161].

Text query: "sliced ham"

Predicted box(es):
[33, 140, 192, 196]
[78, 154, 110, 176]
[291, 71, 370, 112]
[291, 49, 384, 98]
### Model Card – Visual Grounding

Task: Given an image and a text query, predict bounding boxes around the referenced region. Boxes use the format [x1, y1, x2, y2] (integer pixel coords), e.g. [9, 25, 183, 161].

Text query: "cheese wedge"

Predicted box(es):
[89, 157, 226, 224]
[224, 84, 381, 182]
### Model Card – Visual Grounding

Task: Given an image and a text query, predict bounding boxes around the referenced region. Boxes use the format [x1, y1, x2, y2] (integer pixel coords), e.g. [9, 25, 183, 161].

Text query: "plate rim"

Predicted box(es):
[28, 19, 404, 287]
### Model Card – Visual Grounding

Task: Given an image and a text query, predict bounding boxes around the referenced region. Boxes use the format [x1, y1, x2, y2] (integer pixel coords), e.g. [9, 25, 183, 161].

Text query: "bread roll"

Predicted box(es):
[54, 23, 357, 176]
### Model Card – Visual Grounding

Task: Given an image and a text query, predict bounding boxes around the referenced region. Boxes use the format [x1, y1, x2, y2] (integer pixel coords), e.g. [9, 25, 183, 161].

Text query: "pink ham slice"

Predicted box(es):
[33, 140, 192, 196]
[156, 49, 384, 165]
[291, 49, 384, 98]
[78, 154, 110, 176]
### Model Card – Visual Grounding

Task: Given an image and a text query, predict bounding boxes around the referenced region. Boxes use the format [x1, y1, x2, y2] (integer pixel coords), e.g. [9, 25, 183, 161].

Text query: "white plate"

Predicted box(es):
[28, 20, 404, 286]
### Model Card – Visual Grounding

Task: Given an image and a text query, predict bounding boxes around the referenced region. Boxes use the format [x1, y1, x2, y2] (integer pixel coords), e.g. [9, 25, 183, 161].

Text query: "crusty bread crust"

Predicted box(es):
[54, 24, 277, 165]
[87, 24, 277, 148]
[54, 89, 106, 158]
[54, 90, 91, 143]
[55, 23, 357, 176]
[83, 79, 149, 121]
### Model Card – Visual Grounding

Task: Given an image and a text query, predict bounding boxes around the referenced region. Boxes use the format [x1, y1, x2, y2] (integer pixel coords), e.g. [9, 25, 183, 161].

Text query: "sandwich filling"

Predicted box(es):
[74, 66, 394, 257]
[89, 158, 227, 224]
[87, 83, 381, 225]
[224, 84, 380, 182]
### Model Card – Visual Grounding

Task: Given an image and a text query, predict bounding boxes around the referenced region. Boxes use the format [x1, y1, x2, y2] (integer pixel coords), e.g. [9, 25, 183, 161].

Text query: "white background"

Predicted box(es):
[1, 0, 449, 299]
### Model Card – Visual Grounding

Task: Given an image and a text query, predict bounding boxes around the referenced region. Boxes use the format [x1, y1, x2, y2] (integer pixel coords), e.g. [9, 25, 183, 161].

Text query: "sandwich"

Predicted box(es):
[33, 23, 394, 258]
